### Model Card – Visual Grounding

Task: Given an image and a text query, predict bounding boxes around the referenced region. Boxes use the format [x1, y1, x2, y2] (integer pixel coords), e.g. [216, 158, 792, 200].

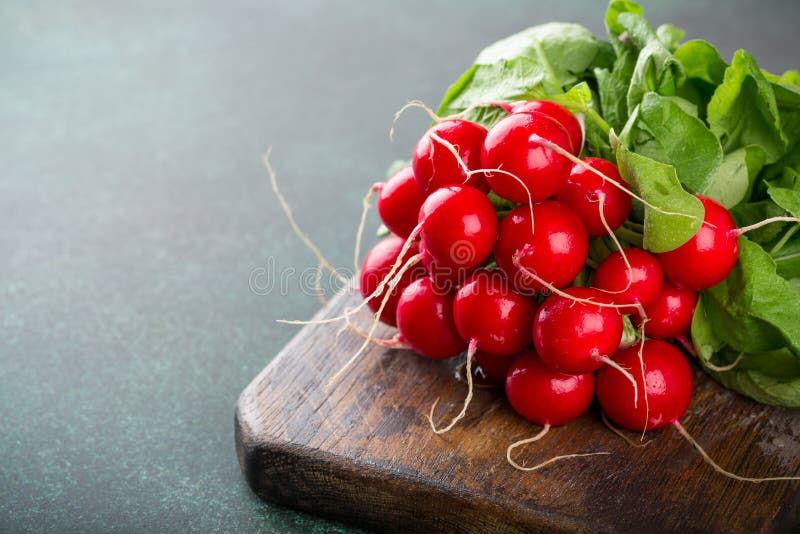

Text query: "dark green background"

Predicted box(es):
[1, 1, 797, 532]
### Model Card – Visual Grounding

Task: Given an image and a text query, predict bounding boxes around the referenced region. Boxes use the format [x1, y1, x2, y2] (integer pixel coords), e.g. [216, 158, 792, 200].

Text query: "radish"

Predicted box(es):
[377, 165, 426, 238]
[475, 350, 515, 383]
[504, 351, 610, 472]
[454, 271, 538, 356]
[494, 201, 589, 293]
[532, 287, 623, 374]
[430, 272, 537, 434]
[413, 119, 489, 195]
[359, 237, 425, 327]
[396, 277, 467, 360]
[554, 157, 632, 237]
[505, 351, 595, 426]
[656, 195, 738, 291]
[596, 340, 692, 431]
[481, 111, 574, 203]
[509, 100, 583, 155]
[593, 248, 664, 314]
[419, 185, 497, 273]
[596, 339, 800, 481]
[631, 282, 698, 340]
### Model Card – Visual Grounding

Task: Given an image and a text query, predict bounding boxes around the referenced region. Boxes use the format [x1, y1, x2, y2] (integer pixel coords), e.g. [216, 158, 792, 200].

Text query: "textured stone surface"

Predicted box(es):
[0, 0, 797, 532]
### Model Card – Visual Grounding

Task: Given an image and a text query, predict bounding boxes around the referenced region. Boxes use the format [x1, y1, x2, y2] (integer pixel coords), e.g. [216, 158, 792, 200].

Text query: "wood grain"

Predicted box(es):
[235, 292, 800, 533]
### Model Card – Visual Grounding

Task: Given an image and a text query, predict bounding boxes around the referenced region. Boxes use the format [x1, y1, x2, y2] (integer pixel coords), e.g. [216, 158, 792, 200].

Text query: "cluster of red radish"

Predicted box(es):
[359, 100, 747, 458]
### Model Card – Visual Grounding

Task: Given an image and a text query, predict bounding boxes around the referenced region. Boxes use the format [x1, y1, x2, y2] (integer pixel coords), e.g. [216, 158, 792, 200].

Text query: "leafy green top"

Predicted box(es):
[432, 0, 800, 406]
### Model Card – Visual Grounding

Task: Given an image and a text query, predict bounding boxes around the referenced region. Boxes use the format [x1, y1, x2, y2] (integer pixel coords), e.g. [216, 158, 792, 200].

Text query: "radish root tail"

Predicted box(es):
[263, 148, 346, 284]
[594, 355, 638, 409]
[354, 184, 380, 276]
[326, 254, 422, 388]
[703, 352, 744, 373]
[673, 420, 800, 483]
[732, 216, 800, 237]
[601, 411, 652, 448]
[507, 424, 611, 472]
[390, 100, 442, 141]
[428, 339, 478, 434]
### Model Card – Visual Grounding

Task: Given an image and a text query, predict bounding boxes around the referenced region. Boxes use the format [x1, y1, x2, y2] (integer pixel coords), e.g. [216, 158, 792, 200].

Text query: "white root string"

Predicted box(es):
[278, 224, 422, 326]
[326, 253, 423, 389]
[353, 184, 380, 276]
[703, 352, 744, 372]
[732, 216, 800, 236]
[593, 355, 638, 409]
[263, 149, 347, 284]
[427, 132, 536, 236]
[389, 99, 513, 141]
[427, 339, 478, 434]
[506, 424, 611, 472]
[673, 420, 800, 483]
[595, 194, 635, 296]
[528, 134, 700, 223]
[601, 411, 652, 448]
[344, 311, 409, 349]
[389, 100, 443, 141]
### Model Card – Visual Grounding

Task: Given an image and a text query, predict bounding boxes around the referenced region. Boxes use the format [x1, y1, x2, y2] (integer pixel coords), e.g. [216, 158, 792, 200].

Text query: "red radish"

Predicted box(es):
[533, 287, 623, 374]
[481, 111, 573, 203]
[597, 340, 693, 431]
[554, 158, 632, 236]
[505, 351, 595, 426]
[494, 201, 589, 293]
[593, 248, 664, 314]
[396, 277, 467, 359]
[419, 185, 497, 273]
[359, 236, 425, 326]
[475, 350, 515, 383]
[377, 165, 425, 238]
[454, 272, 538, 356]
[657, 195, 738, 291]
[413, 119, 488, 195]
[509, 100, 583, 155]
[632, 283, 698, 340]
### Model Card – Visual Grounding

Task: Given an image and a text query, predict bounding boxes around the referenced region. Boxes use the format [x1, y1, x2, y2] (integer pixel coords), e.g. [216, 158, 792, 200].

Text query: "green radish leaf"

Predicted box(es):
[691, 295, 725, 363]
[437, 23, 610, 123]
[605, 0, 644, 53]
[674, 39, 727, 118]
[632, 92, 723, 193]
[703, 346, 800, 407]
[656, 23, 684, 52]
[613, 12, 685, 112]
[767, 182, 800, 219]
[704, 238, 800, 355]
[675, 40, 726, 85]
[595, 48, 637, 131]
[703, 145, 766, 208]
[773, 235, 800, 280]
[707, 50, 787, 164]
[613, 136, 704, 252]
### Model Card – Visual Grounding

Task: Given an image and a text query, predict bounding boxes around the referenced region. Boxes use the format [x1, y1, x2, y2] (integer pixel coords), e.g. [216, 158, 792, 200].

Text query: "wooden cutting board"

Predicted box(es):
[235, 292, 800, 533]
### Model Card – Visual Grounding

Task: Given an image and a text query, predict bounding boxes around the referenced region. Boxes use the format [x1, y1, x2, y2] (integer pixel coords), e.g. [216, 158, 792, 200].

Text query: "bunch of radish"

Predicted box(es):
[326, 101, 795, 480]
[262, 0, 800, 486]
